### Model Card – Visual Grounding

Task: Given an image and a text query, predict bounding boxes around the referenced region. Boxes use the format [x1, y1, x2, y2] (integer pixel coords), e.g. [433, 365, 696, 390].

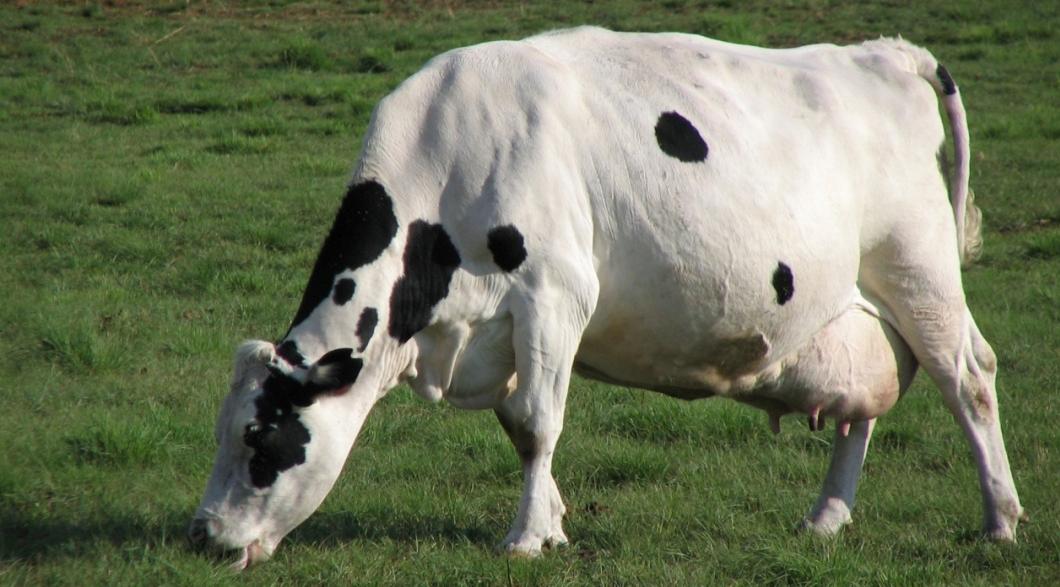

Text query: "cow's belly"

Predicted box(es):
[575, 288, 917, 424]
[578, 203, 861, 396]
[574, 314, 797, 400]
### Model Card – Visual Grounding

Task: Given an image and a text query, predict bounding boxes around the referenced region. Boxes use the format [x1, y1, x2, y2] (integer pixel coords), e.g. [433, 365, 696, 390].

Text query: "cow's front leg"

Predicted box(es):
[495, 403, 568, 554]
[801, 418, 876, 536]
[494, 276, 596, 556]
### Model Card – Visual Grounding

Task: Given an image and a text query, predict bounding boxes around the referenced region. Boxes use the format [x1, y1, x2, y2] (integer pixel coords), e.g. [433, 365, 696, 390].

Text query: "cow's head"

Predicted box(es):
[188, 340, 373, 570]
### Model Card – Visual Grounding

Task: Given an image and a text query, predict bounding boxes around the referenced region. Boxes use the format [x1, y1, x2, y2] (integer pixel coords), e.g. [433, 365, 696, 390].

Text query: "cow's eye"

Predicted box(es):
[244, 423, 263, 447]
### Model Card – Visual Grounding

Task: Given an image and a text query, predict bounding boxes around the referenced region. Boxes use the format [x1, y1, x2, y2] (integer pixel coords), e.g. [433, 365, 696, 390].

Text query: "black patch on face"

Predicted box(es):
[275, 340, 306, 368]
[936, 64, 957, 96]
[248, 348, 364, 488]
[487, 225, 527, 272]
[655, 111, 708, 162]
[772, 262, 794, 305]
[388, 221, 462, 343]
[288, 181, 398, 331]
[246, 376, 313, 488]
[356, 307, 378, 352]
[332, 278, 355, 305]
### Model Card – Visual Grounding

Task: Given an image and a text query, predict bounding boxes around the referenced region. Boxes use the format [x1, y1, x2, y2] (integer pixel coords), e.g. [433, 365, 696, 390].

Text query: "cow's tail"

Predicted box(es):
[930, 60, 982, 267]
[877, 38, 983, 266]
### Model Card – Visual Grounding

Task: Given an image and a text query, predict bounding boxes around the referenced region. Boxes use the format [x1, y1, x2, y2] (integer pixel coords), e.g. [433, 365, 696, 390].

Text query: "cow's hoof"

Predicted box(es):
[799, 497, 851, 537]
[543, 531, 569, 550]
[986, 519, 1019, 543]
[797, 514, 849, 537]
[503, 541, 543, 558]
[985, 501, 1024, 542]
[987, 527, 1016, 543]
[502, 531, 567, 557]
[798, 519, 841, 538]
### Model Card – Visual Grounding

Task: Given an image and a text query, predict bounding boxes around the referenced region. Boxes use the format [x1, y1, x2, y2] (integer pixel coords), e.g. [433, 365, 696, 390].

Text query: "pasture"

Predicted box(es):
[1, 1, 1057, 584]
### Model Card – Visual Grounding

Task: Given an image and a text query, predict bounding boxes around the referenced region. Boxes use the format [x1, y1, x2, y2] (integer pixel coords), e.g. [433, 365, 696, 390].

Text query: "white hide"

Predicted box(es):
[194, 27, 1022, 565]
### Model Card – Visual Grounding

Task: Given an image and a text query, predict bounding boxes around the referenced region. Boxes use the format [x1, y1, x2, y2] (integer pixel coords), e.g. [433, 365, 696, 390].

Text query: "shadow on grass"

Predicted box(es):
[0, 508, 187, 563]
[0, 505, 498, 564]
[286, 509, 498, 550]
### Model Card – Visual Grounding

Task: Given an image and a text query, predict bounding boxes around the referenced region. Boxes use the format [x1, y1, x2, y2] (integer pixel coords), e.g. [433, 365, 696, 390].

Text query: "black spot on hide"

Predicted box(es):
[388, 221, 462, 343]
[288, 181, 398, 331]
[332, 278, 355, 305]
[275, 340, 306, 368]
[356, 307, 378, 352]
[772, 262, 794, 305]
[655, 111, 708, 162]
[487, 225, 527, 272]
[936, 64, 957, 96]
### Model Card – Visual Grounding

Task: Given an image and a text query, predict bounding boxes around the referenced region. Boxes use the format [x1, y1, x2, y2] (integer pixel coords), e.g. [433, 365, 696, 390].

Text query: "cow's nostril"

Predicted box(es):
[187, 518, 211, 549]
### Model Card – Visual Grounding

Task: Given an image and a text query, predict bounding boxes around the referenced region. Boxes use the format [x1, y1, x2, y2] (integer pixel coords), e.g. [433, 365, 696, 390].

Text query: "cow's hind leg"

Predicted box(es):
[494, 270, 597, 556]
[959, 311, 1024, 539]
[802, 418, 877, 536]
[862, 226, 1022, 540]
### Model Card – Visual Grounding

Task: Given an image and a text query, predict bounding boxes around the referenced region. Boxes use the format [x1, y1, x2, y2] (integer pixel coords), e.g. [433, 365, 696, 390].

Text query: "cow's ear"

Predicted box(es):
[306, 348, 363, 393]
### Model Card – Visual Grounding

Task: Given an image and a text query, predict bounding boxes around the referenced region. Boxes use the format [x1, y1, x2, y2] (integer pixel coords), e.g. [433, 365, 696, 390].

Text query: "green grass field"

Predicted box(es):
[1, 1, 1057, 584]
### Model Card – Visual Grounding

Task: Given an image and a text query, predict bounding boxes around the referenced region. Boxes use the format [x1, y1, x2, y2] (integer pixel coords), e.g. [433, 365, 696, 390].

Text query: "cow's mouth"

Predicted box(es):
[230, 540, 269, 571]
[188, 520, 271, 571]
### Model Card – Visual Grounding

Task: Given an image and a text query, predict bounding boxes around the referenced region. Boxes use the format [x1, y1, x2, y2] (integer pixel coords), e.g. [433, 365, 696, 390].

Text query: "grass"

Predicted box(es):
[1, 1, 1057, 584]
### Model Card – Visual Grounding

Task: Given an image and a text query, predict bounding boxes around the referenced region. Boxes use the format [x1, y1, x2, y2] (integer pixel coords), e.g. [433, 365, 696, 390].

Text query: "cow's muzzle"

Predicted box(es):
[187, 517, 270, 571]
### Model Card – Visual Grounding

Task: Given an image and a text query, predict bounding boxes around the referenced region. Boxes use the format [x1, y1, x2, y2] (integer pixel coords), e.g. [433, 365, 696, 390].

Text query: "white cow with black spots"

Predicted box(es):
[189, 27, 1023, 569]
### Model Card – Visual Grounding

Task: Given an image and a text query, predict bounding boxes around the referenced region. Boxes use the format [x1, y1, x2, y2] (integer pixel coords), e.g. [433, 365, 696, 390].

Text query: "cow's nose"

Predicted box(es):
[187, 518, 213, 550]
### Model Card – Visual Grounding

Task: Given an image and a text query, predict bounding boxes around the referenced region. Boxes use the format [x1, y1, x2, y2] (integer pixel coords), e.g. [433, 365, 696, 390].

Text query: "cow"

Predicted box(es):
[188, 27, 1023, 569]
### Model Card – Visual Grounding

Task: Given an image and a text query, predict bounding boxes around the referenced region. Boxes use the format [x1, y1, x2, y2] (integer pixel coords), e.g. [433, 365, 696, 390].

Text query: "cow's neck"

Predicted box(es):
[275, 177, 414, 365]
[281, 309, 365, 365]
[279, 286, 417, 394]
[274, 173, 475, 397]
